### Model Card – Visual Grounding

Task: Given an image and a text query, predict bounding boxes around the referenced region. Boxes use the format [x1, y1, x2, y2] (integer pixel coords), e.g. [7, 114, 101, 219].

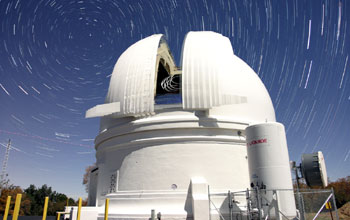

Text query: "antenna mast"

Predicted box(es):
[1, 139, 11, 182]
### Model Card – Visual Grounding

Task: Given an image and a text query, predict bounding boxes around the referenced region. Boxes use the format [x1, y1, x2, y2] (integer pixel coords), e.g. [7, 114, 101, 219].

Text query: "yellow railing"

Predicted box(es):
[3, 196, 11, 220]
[1, 194, 110, 220]
[42, 196, 49, 220]
[12, 194, 22, 220]
[104, 198, 109, 220]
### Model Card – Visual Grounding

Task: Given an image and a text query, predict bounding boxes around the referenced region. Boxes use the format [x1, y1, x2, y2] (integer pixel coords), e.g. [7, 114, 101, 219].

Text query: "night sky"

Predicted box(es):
[0, 0, 349, 198]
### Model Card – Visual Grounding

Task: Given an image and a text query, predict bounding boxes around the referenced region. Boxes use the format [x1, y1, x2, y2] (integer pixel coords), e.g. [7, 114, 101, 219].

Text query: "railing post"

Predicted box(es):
[208, 185, 211, 220]
[296, 189, 305, 220]
[77, 197, 82, 220]
[228, 191, 233, 220]
[3, 196, 11, 220]
[331, 188, 339, 220]
[56, 212, 61, 220]
[12, 194, 22, 220]
[255, 187, 262, 220]
[42, 196, 49, 220]
[104, 198, 109, 220]
[246, 188, 251, 220]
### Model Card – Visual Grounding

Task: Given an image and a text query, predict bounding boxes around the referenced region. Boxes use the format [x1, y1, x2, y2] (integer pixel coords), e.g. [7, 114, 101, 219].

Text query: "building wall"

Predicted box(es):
[93, 109, 253, 216]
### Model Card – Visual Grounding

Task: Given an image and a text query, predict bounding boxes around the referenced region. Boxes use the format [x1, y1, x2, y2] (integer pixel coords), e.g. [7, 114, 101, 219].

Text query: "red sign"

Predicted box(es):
[247, 138, 267, 146]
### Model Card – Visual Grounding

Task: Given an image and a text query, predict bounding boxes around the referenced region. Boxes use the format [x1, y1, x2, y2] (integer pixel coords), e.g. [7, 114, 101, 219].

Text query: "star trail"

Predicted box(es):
[0, 0, 349, 198]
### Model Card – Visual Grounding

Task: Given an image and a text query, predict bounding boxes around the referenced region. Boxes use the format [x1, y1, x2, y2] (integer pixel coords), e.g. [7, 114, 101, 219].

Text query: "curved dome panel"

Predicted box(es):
[181, 31, 244, 110]
[209, 55, 276, 122]
[105, 34, 163, 117]
[181, 31, 275, 122]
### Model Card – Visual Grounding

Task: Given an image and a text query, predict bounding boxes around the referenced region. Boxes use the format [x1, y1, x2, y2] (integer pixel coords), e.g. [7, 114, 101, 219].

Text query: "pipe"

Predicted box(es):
[3, 196, 11, 220]
[104, 198, 109, 220]
[77, 197, 82, 220]
[12, 194, 22, 220]
[42, 197, 49, 220]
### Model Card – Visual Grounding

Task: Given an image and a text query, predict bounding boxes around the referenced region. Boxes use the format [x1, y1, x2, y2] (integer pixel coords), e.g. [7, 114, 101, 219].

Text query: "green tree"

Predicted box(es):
[24, 184, 76, 216]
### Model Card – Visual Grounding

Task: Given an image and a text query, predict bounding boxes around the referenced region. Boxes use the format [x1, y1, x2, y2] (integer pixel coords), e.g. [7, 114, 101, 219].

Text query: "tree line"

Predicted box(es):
[0, 182, 85, 216]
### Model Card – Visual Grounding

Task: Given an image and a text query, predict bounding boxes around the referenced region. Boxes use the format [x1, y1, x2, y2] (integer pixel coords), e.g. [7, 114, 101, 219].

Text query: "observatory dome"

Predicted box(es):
[87, 31, 275, 131]
[84, 32, 285, 220]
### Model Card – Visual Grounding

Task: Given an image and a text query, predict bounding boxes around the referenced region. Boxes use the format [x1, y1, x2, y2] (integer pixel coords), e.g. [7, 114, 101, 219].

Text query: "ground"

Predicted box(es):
[339, 202, 350, 220]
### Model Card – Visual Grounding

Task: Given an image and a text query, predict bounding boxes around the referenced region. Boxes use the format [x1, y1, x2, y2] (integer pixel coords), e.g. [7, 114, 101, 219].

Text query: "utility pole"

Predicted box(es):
[1, 139, 11, 183]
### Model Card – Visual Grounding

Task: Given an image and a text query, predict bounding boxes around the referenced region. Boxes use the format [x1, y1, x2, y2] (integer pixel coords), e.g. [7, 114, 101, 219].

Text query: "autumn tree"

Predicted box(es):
[0, 186, 31, 216]
[327, 176, 350, 208]
[83, 163, 96, 193]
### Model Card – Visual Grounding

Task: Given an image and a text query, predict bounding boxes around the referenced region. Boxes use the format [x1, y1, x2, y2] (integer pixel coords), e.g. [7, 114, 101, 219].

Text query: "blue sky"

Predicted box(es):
[0, 0, 349, 198]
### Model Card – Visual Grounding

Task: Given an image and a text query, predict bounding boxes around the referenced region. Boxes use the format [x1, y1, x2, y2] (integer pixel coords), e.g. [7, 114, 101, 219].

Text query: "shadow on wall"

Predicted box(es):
[195, 111, 219, 128]
[219, 195, 242, 220]
[184, 182, 194, 220]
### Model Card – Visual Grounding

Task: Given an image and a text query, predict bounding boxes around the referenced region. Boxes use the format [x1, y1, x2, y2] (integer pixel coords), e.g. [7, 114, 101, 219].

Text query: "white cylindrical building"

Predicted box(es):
[82, 31, 296, 220]
[246, 122, 297, 219]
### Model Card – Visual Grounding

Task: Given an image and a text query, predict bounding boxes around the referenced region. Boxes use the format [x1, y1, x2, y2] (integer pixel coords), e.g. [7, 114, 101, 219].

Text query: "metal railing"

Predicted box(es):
[3, 188, 339, 220]
[208, 188, 339, 220]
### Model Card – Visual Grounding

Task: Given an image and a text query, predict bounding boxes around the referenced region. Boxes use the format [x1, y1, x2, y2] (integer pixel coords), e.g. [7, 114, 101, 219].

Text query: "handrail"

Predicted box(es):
[209, 198, 226, 220]
[312, 193, 333, 220]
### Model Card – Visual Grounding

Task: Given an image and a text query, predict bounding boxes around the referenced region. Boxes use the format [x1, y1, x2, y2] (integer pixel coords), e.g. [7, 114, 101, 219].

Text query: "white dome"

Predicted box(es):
[86, 31, 275, 130]
[86, 32, 284, 218]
